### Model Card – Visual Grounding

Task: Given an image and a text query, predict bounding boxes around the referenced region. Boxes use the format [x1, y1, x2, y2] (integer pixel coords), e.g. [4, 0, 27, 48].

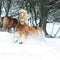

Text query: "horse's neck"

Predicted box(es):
[19, 23, 27, 27]
[17, 21, 25, 27]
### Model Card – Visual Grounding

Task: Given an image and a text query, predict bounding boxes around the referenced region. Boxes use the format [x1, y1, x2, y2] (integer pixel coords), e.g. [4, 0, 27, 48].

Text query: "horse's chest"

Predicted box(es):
[19, 26, 25, 31]
[19, 25, 27, 33]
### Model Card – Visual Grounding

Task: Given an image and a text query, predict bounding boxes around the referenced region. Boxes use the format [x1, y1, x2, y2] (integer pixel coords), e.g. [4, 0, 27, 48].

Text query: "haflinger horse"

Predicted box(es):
[14, 9, 45, 44]
[2, 16, 17, 32]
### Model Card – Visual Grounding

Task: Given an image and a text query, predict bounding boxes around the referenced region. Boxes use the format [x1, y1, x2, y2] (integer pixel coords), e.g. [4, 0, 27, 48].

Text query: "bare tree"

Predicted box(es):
[39, 0, 49, 35]
[2, 0, 12, 16]
[0, 0, 2, 17]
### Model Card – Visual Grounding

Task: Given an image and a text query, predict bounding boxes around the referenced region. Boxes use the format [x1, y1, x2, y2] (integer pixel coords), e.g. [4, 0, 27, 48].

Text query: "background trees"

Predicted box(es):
[0, 0, 2, 17]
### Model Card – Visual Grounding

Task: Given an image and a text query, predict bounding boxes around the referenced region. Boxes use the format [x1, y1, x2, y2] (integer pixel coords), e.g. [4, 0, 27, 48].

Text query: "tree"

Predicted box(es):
[0, 0, 2, 17]
[39, 0, 49, 35]
[39, 0, 60, 36]
[2, 0, 12, 16]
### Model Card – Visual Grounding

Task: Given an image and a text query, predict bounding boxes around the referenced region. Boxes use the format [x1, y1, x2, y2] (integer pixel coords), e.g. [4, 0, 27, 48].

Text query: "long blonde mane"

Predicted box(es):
[19, 9, 31, 20]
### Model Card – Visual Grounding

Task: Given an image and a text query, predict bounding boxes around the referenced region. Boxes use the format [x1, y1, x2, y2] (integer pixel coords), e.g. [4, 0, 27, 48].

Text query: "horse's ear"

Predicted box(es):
[18, 9, 31, 21]
[19, 9, 27, 14]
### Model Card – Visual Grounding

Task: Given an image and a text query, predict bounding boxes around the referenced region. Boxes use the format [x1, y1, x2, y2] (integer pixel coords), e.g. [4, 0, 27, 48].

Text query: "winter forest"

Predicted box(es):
[0, 0, 60, 60]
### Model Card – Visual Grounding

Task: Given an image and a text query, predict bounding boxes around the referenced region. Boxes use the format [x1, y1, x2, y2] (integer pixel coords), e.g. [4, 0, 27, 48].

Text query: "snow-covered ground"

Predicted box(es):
[46, 22, 60, 37]
[0, 31, 60, 60]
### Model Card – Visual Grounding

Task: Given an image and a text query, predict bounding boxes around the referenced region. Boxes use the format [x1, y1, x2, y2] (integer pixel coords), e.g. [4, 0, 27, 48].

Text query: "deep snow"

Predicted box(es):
[0, 31, 60, 60]
[46, 23, 60, 37]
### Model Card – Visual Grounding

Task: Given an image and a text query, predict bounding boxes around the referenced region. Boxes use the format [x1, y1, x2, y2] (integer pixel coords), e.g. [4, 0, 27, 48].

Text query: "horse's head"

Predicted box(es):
[18, 9, 31, 25]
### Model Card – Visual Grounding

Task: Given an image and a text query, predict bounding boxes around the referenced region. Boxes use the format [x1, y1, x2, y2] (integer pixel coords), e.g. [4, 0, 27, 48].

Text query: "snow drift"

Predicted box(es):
[0, 31, 60, 60]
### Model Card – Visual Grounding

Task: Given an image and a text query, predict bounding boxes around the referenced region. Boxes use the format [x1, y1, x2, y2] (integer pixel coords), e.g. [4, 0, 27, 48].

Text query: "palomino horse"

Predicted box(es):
[14, 9, 45, 44]
[2, 16, 17, 32]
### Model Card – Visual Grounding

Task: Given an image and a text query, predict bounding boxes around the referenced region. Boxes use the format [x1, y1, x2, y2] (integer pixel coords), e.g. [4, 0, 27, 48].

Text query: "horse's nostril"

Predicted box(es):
[20, 20, 24, 24]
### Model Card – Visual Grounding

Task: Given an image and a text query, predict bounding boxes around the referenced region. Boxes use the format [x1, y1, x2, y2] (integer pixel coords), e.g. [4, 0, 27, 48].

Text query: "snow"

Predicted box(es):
[0, 31, 60, 60]
[46, 22, 60, 37]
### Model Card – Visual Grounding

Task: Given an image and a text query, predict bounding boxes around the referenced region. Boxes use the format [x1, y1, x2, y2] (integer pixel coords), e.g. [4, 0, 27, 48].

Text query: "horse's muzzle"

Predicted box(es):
[20, 20, 25, 24]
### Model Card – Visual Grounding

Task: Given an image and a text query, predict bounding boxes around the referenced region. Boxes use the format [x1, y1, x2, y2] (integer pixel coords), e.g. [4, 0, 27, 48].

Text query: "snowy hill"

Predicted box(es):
[0, 32, 60, 60]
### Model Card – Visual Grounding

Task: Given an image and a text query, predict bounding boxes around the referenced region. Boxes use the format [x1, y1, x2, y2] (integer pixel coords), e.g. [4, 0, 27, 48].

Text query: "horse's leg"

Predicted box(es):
[13, 32, 23, 44]
[13, 32, 19, 43]
[2, 25, 7, 31]
[0, 27, 2, 31]
[2, 17, 7, 31]
[19, 34, 23, 44]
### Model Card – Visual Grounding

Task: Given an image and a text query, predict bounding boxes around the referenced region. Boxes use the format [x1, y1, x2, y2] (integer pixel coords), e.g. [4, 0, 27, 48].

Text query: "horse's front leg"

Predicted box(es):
[2, 25, 7, 31]
[13, 32, 23, 44]
[18, 34, 23, 44]
[13, 32, 19, 43]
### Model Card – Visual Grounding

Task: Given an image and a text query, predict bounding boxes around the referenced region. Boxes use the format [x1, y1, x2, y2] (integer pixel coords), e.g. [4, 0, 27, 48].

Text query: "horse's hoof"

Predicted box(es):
[14, 40, 18, 43]
[19, 42, 23, 44]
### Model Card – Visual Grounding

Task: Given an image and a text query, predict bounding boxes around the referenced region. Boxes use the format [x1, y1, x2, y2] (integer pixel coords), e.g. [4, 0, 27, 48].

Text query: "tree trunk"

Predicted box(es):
[0, 0, 2, 17]
[39, 0, 49, 35]
[34, 8, 37, 26]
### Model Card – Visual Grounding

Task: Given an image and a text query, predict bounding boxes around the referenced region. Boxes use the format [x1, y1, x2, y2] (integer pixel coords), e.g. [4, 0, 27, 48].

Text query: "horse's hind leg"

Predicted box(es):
[0, 27, 2, 31]
[2, 25, 7, 31]
[2, 17, 7, 31]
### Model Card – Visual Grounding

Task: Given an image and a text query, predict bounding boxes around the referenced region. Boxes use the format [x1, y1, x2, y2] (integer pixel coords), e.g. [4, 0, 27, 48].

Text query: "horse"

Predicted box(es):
[14, 9, 45, 44]
[2, 16, 17, 32]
